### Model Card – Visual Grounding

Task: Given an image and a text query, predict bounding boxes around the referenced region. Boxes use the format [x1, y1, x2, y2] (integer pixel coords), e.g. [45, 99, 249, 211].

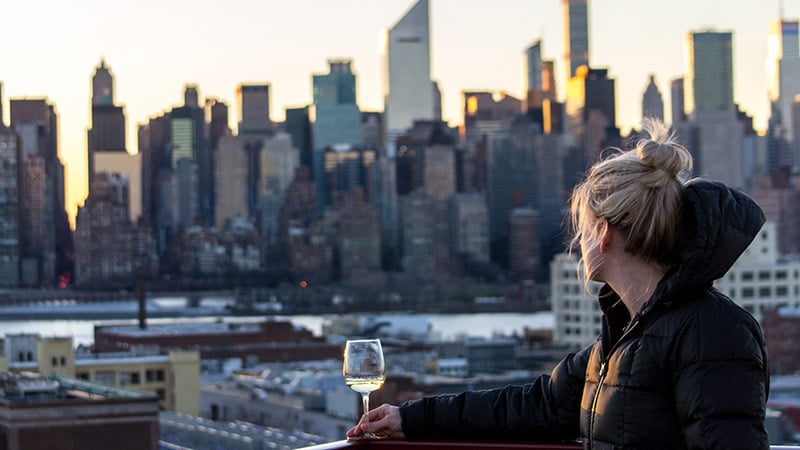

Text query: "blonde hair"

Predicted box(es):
[569, 117, 693, 268]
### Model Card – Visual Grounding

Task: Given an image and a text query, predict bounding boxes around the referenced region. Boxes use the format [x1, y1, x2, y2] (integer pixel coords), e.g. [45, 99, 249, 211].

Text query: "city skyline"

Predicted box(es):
[1, 0, 797, 221]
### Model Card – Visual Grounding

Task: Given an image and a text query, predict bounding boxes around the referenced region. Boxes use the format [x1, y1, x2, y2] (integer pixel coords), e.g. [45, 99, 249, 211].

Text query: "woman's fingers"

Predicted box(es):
[345, 404, 406, 439]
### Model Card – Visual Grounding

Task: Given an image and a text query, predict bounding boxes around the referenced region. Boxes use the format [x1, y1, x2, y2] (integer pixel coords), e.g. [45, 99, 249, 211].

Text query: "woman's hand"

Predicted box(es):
[346, 404, 406, 439]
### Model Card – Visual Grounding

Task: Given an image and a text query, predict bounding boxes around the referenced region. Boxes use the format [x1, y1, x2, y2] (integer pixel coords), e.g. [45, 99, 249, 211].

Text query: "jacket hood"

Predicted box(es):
[648, 179, 765, 310]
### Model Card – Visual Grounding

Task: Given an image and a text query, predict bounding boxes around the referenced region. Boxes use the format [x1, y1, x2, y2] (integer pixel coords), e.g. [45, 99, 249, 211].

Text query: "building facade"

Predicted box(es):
[10, 98, 69, 287]
[761, 306, 800, 374]
[509, 207, 540, 280]
[74, 173, 157, 287]
[450, 193, 490, 264]
[0, 128, 20, 286]
[214, 135, 249, 229]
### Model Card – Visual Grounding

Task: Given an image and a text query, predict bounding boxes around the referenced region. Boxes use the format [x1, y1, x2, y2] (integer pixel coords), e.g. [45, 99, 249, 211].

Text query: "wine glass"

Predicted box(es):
[343, 339, 386, 438]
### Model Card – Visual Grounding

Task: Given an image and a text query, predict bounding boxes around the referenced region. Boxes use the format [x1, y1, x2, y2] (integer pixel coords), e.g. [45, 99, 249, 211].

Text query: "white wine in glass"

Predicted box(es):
[343, 339, 386, 438]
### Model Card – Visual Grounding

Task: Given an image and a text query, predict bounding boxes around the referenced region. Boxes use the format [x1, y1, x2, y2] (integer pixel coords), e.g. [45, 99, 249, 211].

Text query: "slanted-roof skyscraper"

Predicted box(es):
[383, 0, 434, 154]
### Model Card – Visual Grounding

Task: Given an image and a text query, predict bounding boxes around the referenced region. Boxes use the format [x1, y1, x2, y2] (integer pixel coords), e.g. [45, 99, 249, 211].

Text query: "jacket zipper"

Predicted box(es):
[587, 316, 640, 450]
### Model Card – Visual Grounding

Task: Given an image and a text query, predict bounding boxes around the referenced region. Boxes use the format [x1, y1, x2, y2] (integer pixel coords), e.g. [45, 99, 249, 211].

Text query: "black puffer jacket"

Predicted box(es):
[399, 179, 769, 449]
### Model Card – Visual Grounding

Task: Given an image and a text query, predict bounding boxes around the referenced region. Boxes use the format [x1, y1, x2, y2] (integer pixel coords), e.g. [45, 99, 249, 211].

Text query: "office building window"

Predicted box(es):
[95, 371, 115, 385]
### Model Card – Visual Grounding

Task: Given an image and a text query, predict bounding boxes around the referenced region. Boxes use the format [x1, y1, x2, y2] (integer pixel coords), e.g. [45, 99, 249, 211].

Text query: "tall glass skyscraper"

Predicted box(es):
[562, 0, 589, 79]
[683, 30, 745, 188]
[767, 20, 800, 143]
[525, 40, 544, 109]
[312, 59, 362, 211]
[383, 0, 434, 155]
[684, 31, 734, 115]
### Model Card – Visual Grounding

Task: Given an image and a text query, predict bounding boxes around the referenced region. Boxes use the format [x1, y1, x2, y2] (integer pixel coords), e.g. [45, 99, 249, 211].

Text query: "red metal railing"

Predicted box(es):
[299, 439, 582, 450]
[298, 439, 800, 450]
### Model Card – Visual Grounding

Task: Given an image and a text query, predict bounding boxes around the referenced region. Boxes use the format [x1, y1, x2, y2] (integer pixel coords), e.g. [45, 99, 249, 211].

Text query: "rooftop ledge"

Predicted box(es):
[298, 440, 800, 450]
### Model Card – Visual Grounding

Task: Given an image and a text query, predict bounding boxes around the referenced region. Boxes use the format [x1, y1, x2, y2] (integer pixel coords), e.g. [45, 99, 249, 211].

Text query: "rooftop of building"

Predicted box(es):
[96, 318, 307, 337]
[0, 372, 153, 404]
[777, 306, 800, 317]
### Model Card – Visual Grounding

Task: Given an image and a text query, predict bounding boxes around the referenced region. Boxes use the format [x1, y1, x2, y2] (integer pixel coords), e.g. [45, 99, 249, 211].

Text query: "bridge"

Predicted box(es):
[0, 288, 234, 307]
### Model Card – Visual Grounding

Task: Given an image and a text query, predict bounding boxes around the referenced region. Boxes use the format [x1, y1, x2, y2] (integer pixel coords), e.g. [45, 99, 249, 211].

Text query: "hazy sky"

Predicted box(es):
[1, 0, 795, 219]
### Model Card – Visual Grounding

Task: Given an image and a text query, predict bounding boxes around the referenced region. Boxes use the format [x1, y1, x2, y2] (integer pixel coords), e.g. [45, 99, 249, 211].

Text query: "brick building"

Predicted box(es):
[94, 320, 340, 366]
[0, 373, 158, 450]
[762, 306, 800, 374]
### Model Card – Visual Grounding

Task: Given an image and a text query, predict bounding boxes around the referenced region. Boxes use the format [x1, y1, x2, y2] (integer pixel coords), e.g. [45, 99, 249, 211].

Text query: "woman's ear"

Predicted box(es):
[599, 222, 613, 253]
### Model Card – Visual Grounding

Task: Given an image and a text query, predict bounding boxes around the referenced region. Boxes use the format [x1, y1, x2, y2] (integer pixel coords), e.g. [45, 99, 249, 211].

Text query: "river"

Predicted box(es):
[0, 312, 554, 347]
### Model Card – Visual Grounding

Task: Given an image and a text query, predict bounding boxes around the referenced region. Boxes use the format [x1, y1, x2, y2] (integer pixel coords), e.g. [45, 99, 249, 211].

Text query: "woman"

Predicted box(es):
[347, 118, 770, 449]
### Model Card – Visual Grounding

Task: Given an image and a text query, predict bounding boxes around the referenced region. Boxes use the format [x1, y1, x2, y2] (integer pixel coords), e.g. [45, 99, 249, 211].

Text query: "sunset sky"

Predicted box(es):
[1, 0, 796, 220]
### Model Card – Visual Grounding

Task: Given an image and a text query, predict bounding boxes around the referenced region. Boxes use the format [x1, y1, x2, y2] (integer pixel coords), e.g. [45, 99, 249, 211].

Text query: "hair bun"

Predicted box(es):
[635, 118, 692, 186]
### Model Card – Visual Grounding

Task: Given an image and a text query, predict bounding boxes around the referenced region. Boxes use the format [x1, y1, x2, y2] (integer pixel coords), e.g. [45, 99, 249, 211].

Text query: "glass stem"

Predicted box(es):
[362, 393, 370, 425]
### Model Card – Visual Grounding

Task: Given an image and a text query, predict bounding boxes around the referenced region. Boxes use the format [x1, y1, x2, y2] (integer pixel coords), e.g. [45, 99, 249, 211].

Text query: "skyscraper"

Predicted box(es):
[312, 59, 362, 211]
[641, 74, 664, 122]
[684, 31, 734, 115]
[92, 60, 113, 106]
[542, 60, 557, 103]
[74, 173, 156, 287]
[462, 91, 522, 153]
[0, 82, 4, 128]
[383, 0, 434, 154]
[524, 40, 544, 109]
[450, 193, 490, 264]
[0, 128, 20, 285]
[204, 97, 230, 151]
[88, 59, 127, 190]
[214, 135, 248, 230]
[562, 0, 589, 79]
[767, 20, 800, 144]
[683, 30, 745, 188]
[260, 133, 300, 246]
[169, 103, 205, 228]
[285, 106, 313, 170]
[565, 67, 618, 163]
[237, 84, 271, 135]
[670, 77, 686, 125]
[184, 84, 199, 108]
[10, 97, 69, 286]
